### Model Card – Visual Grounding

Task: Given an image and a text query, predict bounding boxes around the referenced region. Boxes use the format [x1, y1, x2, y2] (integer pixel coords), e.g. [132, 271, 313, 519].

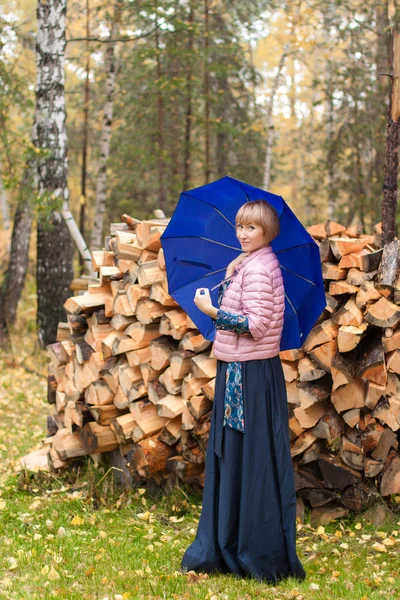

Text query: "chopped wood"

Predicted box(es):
[81, 422, 119, 454]
[329, 280, 359, 295]
[159, 309, 192, 340]
[309, 339, 338, 373]
[125, 322, 160, 348]
[321, 262, 347, 280]
[151, 335, 179, 370]
[156, 394, 185, 419]
[303, 319, 339, 353]
[90, 404, 125, 426]
[149, 283, 177, 306]
[187, 395, 213, 419]
[332, 297, 363, 327]
[110, 413, 136, 443]
[294, 401, 327, 428]
[136, 298, 166, 324]
[371, 428, 398, 461]
[298, 356, 326, 381]
[331, 380, 366, 413]
[337, 324, 367, 353]
[380, 455, 400, 496]
[365, 296, 400, 328]
[325, 220, 346, 237]
[307, 223, 326, 240]
[191, 353, 217, 379]
[138, 261, 164, 288]
[52, 428, 87, 460]
[147, 379, 168, 405]
[281, 360, 299, 382]
[158, 416, 182, 445]
[169, 350, 196, 380]
[64, 292, 113, 315]
[126, 347, 152, 367]
[355, 280, 382, 310]
[347, 268, 377, 286]
[290, 432, 317, 457]
[159, 367, 183, 395]
[202, 378, 215, 400]
[297, 376, 332, 408]
[179, 330, 211, 353]
[329, 237, 370, 260]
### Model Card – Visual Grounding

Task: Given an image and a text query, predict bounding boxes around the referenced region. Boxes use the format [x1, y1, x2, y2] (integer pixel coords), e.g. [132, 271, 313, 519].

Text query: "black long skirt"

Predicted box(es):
[181, 356, 306, 583]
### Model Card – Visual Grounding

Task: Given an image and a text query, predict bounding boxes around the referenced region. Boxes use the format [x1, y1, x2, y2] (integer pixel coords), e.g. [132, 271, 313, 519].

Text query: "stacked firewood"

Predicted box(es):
[29, 215, 215, 492]
[22, 215, 400, 517]
[287, 220, 400, 517]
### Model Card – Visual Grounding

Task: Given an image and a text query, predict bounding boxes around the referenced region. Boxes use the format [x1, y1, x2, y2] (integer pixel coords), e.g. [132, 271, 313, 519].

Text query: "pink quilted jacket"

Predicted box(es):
[213, 245, 285, 362]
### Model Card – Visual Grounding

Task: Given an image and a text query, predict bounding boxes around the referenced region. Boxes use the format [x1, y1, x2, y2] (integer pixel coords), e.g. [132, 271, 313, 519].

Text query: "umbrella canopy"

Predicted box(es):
[161, 175, 325, 351]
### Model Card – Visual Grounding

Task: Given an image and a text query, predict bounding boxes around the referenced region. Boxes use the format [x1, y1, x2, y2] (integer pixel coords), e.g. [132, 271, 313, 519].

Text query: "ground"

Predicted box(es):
[1, 328, 400, 599]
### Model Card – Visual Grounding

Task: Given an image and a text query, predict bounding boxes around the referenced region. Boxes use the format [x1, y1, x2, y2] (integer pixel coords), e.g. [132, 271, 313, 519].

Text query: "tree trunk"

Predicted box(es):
[374, 0, 390, 225]
[0, 165, 35, 343]
[33, 0, 73, 348]
[79, 0, 90, 269]
[90, 0, 122, 251]
[182, 1, 194, 191]
[155, 11, 165, 209]
[204, 0, 210, 184]
[382, 30, 400, 246]
[263, 46, 289, 190]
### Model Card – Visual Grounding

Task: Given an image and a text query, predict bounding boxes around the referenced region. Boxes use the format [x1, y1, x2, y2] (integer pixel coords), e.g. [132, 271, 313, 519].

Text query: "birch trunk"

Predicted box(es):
[182, 1, 194, 191]
[90, 0, 122, 251]
[33, 0, 74, 348]
[204, 0, 210, 184]
[263, 46, 289, 190]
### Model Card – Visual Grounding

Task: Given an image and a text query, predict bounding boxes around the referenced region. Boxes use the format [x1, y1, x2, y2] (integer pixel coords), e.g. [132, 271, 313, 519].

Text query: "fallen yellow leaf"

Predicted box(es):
[70, 515, 84, 526]
[48, 566, 60, 581]
[372, 542, 386, 553]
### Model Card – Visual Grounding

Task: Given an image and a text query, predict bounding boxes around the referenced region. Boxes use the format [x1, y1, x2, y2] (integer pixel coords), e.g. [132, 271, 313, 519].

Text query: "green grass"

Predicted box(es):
[1, 337, 400, 599]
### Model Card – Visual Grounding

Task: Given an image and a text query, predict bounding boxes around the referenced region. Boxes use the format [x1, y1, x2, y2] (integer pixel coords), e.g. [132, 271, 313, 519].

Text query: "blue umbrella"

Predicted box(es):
[161, 175, 326, 351]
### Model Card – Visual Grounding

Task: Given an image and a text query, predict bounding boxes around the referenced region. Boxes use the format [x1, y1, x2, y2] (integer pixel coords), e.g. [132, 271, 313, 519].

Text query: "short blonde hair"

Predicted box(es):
[235, 200, 280, 244]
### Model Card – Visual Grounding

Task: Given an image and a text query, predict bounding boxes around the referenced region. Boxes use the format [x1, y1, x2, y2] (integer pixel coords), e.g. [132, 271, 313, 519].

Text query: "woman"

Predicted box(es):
[180, 200, 305, 583]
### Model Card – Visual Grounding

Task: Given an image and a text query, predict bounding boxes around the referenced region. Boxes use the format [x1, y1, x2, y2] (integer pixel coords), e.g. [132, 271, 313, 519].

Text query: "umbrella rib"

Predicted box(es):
[199, 237, 242, 251]
[280, 265, 317, 286]
[182, 192, 236, 228]
[285, 293, 298, 316]
[274, 242, 314, 254]
[213, 207, 236, 229]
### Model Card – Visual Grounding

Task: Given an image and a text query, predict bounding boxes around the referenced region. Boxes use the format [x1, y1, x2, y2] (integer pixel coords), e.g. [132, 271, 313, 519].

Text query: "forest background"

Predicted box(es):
[0, 0, 398, 346]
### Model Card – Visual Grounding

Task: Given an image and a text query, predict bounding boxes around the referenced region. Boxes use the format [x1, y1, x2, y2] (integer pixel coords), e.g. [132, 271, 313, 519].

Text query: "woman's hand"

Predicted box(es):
[194, 288, 218, 319]
[226, 252, 249, 278]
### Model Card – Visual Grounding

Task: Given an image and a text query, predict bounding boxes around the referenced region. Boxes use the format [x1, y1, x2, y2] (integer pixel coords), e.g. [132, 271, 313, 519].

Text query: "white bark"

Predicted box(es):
[90, 0, 122, 251]
[263, 44, 290, 190]
[32, 0, 93, 281]
[33, 0, 75, 346]
[32, 0, 69, 207]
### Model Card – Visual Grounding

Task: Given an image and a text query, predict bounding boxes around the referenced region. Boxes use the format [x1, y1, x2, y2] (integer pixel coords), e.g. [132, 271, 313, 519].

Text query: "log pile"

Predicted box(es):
[22, 216, 400, 519]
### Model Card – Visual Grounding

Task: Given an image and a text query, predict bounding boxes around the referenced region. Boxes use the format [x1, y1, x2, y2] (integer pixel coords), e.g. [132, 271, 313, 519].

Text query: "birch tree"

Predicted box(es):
[262, 45, 289, 190]
[33, 0, 74, 347]
[90, 0, 122, 251]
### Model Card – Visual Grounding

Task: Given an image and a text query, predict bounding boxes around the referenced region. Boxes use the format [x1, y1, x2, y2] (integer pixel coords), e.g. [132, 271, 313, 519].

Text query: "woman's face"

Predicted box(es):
[236, 222, 268, 253]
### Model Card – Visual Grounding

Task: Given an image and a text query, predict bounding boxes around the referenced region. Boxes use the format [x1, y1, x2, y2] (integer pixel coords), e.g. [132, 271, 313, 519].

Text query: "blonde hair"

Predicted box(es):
[235, 200, 280, 244]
